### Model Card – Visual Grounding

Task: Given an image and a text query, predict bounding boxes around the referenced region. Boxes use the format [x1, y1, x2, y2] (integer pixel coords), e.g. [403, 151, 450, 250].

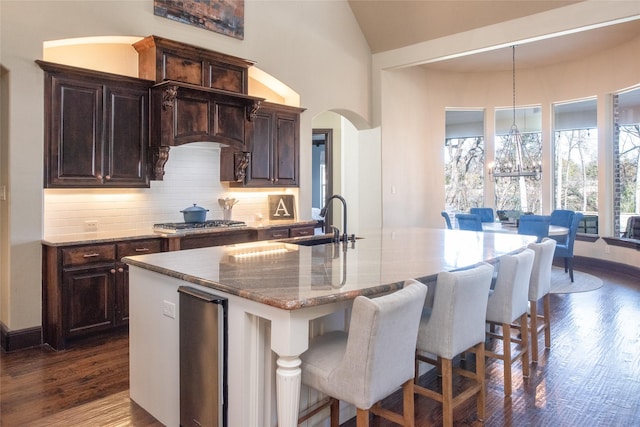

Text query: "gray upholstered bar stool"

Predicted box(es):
[298, 279, 427, 427]
[485, 248, 535, 396]
[414, 262, 494, 427]
[527, 238, 557, 363]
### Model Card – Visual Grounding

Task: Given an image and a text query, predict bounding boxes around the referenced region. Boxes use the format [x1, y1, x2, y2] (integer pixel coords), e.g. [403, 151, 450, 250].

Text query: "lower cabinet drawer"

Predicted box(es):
[62, 244, 116, 267]
[257, 227, 290, 240]
[290, 226, 315, 238]
[117, 239, 163, 258]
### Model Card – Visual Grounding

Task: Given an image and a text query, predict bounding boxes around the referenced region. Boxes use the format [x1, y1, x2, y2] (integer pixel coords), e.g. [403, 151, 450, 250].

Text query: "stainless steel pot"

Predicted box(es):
[180, 204, 209, 223]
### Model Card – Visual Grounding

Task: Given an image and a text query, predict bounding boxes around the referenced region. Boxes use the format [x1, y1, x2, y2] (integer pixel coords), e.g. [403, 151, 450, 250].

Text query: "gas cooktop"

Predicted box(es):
[153, 219, 247, 234]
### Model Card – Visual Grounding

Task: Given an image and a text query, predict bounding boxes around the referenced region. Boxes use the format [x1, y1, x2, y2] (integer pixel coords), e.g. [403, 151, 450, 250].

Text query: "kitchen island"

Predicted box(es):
[123, 228, 536, 427]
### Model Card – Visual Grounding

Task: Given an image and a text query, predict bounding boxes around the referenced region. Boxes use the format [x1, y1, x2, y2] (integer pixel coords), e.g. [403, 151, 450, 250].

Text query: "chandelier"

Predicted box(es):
[489, 46, 542, 181]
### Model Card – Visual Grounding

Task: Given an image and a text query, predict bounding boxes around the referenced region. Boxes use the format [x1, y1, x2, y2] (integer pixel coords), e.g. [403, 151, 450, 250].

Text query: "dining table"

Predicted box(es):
[482, 221, 569, 236]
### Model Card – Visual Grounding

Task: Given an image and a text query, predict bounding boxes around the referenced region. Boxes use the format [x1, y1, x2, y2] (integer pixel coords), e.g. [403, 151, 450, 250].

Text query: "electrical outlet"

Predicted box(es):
[162, 300, 176, 319]
[84, 220, 98, 232]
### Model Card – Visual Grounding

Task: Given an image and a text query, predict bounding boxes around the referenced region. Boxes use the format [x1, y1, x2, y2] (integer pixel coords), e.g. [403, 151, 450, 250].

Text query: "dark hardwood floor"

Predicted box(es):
[1, 263, 638, 426]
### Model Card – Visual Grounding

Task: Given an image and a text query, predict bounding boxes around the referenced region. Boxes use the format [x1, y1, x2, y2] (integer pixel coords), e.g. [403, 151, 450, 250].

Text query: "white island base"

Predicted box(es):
[129, 266, 350, 427]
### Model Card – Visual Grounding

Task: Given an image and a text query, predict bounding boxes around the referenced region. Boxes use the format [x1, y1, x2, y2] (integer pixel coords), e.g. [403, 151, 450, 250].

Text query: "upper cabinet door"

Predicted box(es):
[103, 83, 150, 187]
[38, 61, 152, 188]
[240, 103, 304, 188]
[48, 75, 104, 187]
[134, 35, 253, 94]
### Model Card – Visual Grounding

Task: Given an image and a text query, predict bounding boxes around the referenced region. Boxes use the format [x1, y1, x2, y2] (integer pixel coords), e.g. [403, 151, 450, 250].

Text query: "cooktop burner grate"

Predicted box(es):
[153, 219, 247, 233]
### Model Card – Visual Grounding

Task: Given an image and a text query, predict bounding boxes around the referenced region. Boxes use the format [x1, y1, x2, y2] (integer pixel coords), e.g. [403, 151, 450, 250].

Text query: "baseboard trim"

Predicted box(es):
[1, 323, 42, 352]
[554, 255, 640, 279]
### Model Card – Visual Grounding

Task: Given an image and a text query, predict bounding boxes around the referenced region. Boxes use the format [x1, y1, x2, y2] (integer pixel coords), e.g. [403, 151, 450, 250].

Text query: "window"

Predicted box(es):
[444, 110, 485, 216]
[615, 88, 640, 237]
[553, 99, 598, 218]
[493, 106, 542, 213]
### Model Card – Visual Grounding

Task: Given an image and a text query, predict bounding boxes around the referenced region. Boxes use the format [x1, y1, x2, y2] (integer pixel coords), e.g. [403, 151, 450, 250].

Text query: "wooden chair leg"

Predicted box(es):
[330, 398, 340, 427]
[520, 313, 530, 378]
[502, 323, 512, 396]
[356, 408, 370, 427]
[543, 294, 551, 348]
[402, 380, 415, 427]
[530, 301, 539, 363]
[441, 357, 454, 427]
[475, 342, 486, 421]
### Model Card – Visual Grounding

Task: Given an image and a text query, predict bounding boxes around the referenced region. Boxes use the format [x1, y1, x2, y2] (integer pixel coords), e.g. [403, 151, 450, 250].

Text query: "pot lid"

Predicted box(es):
[181, 204, 209, 213]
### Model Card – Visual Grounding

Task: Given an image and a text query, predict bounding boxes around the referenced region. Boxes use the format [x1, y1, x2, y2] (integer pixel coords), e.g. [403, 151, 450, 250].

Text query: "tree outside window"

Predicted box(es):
[444, 110, 485, 219]
[553, 99, 598, 216]
[616, 88, 640, 236]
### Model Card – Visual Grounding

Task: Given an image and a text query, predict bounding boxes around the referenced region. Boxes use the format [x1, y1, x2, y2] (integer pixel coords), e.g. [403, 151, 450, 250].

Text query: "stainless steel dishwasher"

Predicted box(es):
[178, 286, 228, 427]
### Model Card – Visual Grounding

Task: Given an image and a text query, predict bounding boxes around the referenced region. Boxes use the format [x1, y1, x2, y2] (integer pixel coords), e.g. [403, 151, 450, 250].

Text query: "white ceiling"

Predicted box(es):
[348, 0, 640, 72]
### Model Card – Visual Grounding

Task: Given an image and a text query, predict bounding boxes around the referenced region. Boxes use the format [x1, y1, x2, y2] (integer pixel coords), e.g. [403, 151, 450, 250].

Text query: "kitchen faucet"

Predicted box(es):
[320, 194, 353, 245]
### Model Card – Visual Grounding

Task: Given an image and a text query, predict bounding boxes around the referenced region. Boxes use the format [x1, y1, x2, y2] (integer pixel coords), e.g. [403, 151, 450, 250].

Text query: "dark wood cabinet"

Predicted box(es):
[224, 102, 304, 187]
[255, 224, 316, 240]
[148, 81, 262, 180]
[37, 61, 151, 188]
[62, 264, 115, 337]
[170, 229, 254, 251]
[150, 82, 260, 149]
[134, 35, 254, 94]
[42, 238, 163, 349]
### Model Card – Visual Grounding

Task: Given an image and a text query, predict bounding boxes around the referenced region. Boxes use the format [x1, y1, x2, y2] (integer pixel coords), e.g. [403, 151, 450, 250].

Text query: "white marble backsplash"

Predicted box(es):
[43, 142, 298, 237]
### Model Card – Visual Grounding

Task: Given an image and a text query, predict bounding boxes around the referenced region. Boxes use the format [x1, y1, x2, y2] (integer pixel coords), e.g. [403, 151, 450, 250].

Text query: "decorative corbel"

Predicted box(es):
[247, 100, 261, 121]
[234, 151, 251, 182]
[150, 146, 170, 180]
[162, 85, 178, 110]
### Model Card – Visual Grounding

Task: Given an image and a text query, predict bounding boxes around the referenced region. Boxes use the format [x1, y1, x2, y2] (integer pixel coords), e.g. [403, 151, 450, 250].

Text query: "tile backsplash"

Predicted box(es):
[43, 142, 298, 237]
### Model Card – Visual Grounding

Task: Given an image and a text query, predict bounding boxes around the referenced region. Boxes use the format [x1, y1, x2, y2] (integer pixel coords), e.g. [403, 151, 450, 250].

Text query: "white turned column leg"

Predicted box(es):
[276, 355, 302, 427]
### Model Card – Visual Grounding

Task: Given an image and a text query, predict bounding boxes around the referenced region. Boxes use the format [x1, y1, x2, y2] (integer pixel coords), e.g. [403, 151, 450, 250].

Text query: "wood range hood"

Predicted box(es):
[134, 35, 265, 181]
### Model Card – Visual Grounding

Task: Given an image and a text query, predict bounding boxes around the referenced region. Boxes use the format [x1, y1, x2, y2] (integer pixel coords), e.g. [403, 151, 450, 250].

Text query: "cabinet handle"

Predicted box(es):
[298, 231, 310, 236]
[83, 253, 100, 258]
[134, 248, 150, 252]
[110, 268, 116, 274]
[273, 233, 287, 238]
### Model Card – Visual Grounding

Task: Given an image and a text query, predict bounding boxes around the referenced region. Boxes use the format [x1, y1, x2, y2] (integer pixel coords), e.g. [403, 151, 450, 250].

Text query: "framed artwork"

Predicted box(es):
[268, 195, 296, 221]
[154, 0, 244, 40]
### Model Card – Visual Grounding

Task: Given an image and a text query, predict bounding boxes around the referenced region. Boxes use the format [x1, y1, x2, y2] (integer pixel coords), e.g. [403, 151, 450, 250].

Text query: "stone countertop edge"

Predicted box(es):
[41, 220, 319, 247]
[123, 255, 426, 310]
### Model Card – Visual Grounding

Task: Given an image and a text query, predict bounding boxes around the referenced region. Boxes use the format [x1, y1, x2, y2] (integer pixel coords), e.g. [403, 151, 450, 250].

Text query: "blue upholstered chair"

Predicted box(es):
[441, 211, 453, 229]
[550, 209, 574, 229]
[554, 212, 584, 282]
[470, 207, 495, 223]
[518, 215, 551, 243]
[456, 213, 483, 231]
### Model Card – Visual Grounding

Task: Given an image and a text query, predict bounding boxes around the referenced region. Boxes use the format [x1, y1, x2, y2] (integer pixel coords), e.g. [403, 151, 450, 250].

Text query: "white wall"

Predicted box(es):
[0, 0, 371, 331]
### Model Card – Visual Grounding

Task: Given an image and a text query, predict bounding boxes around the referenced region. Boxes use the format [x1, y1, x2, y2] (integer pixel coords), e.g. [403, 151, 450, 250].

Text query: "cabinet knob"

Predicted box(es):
[118, 267, 124, 273]
[110, 269, 116, 274]
[105, 175, 111, 181]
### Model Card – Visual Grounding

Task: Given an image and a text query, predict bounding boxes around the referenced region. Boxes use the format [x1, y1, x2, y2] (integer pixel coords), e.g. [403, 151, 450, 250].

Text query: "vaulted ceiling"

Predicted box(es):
[347, 0, 640, 72]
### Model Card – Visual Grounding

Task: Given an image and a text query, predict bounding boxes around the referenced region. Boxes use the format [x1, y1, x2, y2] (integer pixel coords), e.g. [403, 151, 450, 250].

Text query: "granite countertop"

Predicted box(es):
[42, 220, 319, 247]
[123, 227, 536, 310]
